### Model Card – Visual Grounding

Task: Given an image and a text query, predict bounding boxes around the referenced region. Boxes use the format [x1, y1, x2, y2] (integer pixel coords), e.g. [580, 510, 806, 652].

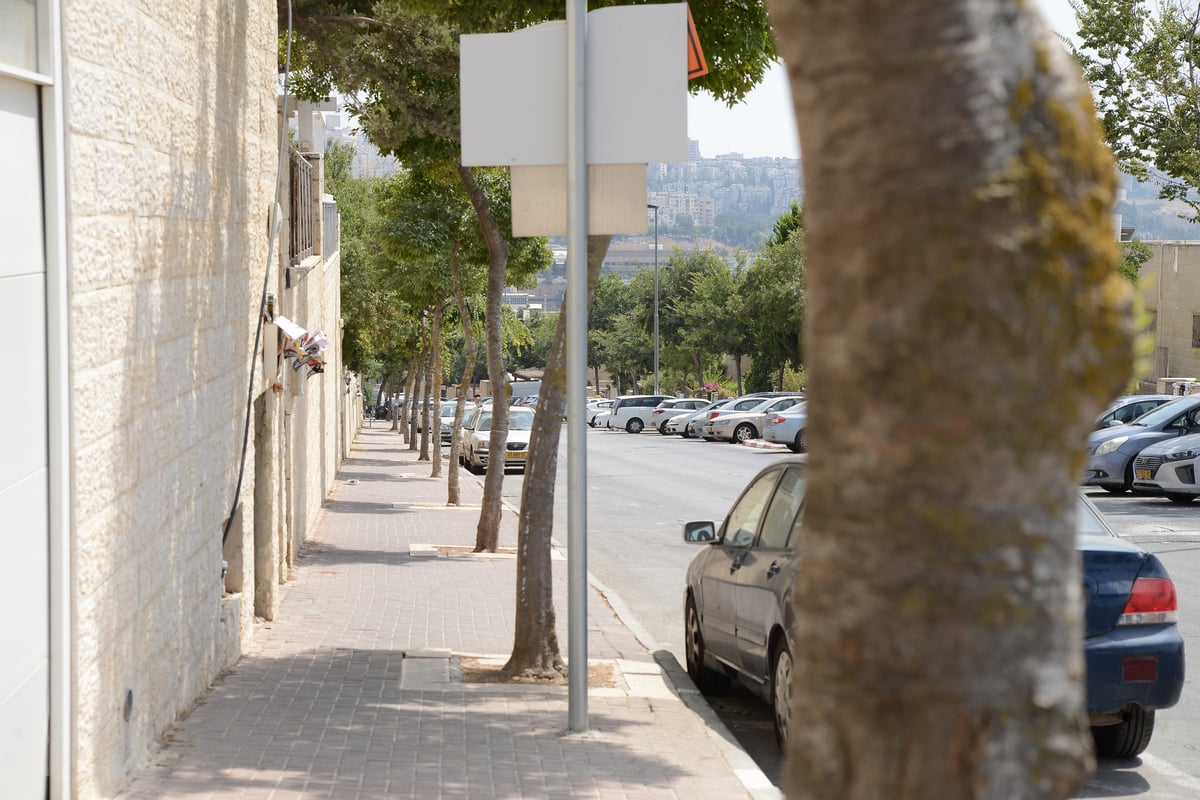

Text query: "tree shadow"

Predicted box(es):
[128, 647, 721, 799]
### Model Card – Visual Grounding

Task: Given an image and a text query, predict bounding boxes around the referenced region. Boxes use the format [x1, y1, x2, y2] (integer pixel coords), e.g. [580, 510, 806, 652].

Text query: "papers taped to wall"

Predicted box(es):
[273, 314, 329, 378]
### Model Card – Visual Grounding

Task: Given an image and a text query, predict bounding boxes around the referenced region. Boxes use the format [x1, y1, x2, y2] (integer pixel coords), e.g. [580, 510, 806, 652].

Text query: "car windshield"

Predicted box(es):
[510, 412, 534, 431]
[1076, 495, 1113, 538]
[1128, 397, 1195, 427]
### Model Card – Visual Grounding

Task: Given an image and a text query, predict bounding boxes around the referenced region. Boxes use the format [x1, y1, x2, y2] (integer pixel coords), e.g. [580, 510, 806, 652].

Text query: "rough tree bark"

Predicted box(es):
[406, 346, 422, 450]
[459, 165, 510, 553]
[423, 306, 443, 472]
[447, 243, 476, 506]
[767, 1, 1135, 797]
[504, 235, 611, 679]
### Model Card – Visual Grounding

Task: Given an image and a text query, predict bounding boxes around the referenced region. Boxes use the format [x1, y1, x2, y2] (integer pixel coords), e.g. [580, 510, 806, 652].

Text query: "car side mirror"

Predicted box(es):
[683, 521, 717, 544]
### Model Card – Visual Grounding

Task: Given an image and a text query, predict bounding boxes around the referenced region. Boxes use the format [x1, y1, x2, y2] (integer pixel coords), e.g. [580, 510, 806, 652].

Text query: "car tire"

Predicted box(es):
[658, 421, 670, 435]
[685, 598, 728, 694]
[789, 429, 807, 453]
[1093, 707, 1155, 759]
[771, 640, 793, 748]
[1165, 492, 1195, 504]
[626, 418, 644, 434]
[733, 423, 756, 443]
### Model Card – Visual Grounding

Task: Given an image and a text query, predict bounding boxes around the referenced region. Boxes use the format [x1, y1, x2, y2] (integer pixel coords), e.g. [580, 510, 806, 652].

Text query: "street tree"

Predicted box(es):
[768, 0, 1135, 796]
[739, 229, 807, 389]
[1071, 0, 1200, 223]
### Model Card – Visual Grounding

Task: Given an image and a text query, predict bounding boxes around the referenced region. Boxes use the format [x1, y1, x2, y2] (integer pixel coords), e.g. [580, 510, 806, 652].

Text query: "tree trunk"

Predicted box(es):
[691, 351, 704, 392]
[448, 242, 476, 506]
[430, 318, 443, 477]
[768, 2, 1134, 797]
[734, 354, 743, 396]
[505, 235, 612, 679]
[407, 345, 423, 450]
[459, 166, 510, 553]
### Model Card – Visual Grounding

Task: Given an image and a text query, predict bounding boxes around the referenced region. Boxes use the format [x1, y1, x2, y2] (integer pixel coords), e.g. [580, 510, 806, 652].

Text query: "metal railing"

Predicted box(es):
[289, 147, 315, 264]
[322, 199, 339, 261]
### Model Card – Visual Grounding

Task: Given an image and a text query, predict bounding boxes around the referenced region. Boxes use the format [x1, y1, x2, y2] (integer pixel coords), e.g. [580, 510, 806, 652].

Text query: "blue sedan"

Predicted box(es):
[682, 459, 1184, 756]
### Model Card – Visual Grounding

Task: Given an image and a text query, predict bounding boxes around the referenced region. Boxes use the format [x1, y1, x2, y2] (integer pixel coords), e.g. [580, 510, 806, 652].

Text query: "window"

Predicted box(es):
[723, 469, 780, 547]
[758, 467, 805, 549]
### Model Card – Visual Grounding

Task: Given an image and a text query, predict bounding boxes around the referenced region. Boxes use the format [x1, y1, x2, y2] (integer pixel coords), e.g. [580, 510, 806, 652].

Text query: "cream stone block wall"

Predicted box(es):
[1138, 242, 1200, 382]
[62, 0, 278, 795]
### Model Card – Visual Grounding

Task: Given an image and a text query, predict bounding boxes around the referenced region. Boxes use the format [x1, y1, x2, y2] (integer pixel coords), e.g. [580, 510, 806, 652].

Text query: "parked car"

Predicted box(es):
[460, 406, 535, 474]
[609, 394, 674, 434]
[1131, 432, 1200, 503]
[590, 410, 612, 429]
[762, 402, 809, 453]
[704, 396, 805, 443]
[1096, 395, 1174, 430]
[692, 394, 785, 440]
[650, 398, 710, 434]
[666, 398, 732, 437]
[586, 399, 614, 426]
[1085, 395, 1200, 493]
[682, 459, 1184, 755]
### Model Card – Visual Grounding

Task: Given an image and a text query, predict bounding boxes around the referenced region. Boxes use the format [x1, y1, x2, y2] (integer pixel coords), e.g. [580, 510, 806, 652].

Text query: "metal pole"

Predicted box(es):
[566, 0, 589, 733]
[649, 204, 659, 395]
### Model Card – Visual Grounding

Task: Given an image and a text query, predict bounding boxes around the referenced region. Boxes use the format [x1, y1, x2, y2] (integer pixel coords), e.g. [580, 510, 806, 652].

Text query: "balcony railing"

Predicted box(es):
[322, 199, 339, 261]
[289, 147, 315, 264]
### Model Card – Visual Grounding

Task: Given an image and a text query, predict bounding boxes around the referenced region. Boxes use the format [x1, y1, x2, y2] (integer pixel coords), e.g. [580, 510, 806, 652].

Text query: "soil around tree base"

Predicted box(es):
[459, 657, 616, 687]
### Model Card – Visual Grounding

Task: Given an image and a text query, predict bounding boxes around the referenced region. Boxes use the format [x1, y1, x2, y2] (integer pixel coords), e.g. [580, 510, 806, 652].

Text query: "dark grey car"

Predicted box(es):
[682, 457, 807, 746]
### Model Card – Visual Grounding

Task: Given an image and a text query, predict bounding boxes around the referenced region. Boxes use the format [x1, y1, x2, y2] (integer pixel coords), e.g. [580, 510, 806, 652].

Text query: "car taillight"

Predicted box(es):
[770, 416, 784, 424]
[1117, 578, 1178, 626]
[708, 411, 719, 419]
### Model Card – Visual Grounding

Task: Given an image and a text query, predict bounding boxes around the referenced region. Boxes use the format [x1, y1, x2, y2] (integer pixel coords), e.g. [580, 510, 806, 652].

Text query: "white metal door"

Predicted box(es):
[0, 72, 51, 796]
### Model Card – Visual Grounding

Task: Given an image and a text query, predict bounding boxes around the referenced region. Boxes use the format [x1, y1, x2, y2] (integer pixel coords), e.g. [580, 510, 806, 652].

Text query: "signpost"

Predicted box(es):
[460, 3, 696, 733]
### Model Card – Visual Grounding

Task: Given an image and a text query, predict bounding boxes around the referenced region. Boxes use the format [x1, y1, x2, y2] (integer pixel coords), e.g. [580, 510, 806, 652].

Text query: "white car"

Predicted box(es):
[649, 398, 710, 434]
[1132, 433, 1200, 503]
[586, 399, 614, 426]
[460, 406, 535, 474]
[609, 394, 674, 434]
[704, 396, 805, 443]
[591, 410, 612, 429]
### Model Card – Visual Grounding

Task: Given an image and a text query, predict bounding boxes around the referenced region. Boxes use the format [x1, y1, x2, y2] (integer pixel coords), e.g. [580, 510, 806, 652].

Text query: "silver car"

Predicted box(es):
[650, 398, 709, 434]
[460, 407, 535, 474]
[704, 396, 805, 443]
[694, 395, 782, 440]
[667, 398, 732, 437]
[763, 402, 808, 453]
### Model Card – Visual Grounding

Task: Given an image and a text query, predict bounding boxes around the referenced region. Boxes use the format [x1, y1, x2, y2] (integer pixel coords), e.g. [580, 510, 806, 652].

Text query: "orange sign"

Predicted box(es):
[687, 5, 708, 80]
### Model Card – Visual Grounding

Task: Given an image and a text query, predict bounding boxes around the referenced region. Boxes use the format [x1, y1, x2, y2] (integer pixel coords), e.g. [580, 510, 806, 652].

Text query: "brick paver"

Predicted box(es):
[117, 425, 769, 799]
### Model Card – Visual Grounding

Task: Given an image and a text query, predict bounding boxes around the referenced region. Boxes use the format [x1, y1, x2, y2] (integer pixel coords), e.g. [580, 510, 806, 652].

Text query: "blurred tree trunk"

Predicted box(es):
[505, 235, 612, 679]
[425, 306, 443, 474]
[406, 343, 423, 449]
[768, 1, 1134, 797]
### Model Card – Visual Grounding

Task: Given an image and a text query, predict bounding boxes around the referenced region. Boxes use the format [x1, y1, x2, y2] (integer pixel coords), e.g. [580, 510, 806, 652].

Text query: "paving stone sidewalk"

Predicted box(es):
[118, 424, 777, 799]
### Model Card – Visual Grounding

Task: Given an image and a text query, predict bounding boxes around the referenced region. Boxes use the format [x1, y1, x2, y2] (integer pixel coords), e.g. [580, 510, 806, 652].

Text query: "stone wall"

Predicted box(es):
[1138, 242, 1200, 385]
[62, 1, 278, 795]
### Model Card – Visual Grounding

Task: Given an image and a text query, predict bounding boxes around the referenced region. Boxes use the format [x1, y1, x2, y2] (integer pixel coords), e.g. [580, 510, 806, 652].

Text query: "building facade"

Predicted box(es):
[1140, 241, 1200, 386]
[1, 3, 348, 797]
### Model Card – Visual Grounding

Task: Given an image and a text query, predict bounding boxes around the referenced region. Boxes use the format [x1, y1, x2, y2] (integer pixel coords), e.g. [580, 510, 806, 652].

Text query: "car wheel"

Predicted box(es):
[788, 429, 808, 453]
[1165, 492, 1195, 504]
[681, 426, 694, 438]
[626, 418, 644, 434]
[658, 421, 670, 435]
[1093, 707, 1155, 759]
[685, 598, 728, 694]
[588, 416, 596, 428]
[734, 423, 756, 443]
[771, 641, 793, 748]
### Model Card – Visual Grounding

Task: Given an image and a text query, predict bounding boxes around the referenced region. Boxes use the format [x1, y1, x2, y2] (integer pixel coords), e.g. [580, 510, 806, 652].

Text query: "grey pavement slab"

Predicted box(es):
[116, 425, 775, 799]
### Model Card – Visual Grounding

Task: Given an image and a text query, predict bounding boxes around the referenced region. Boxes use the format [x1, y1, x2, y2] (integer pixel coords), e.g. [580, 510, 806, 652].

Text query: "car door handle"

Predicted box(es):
[767, 561, 781, 577]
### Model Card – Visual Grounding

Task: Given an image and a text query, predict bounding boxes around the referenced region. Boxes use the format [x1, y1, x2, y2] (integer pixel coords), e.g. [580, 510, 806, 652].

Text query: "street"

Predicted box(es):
[491, 422, 1200, 797]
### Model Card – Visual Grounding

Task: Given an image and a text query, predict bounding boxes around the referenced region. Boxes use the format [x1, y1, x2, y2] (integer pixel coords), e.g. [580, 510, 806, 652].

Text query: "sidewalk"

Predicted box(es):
[118, 424, 778, 799]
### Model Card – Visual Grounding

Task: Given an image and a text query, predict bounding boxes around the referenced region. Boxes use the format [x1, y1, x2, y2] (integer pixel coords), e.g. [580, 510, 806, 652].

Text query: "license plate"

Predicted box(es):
[505, 451, 527, 459]
[1136, 469, 1152, 480]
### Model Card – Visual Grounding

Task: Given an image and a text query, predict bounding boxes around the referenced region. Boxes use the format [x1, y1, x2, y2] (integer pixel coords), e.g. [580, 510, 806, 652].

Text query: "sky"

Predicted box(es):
[686, 0, 1080, 160]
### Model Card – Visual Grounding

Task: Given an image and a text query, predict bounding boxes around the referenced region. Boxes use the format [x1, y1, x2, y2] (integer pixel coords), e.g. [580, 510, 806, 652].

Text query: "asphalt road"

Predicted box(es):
[492, 425, 1200, 797]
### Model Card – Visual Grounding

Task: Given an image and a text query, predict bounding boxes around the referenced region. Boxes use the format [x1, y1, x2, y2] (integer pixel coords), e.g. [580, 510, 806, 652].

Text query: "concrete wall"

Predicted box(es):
[1138, 242, 1200, 384]
[61, 1, 279, 794]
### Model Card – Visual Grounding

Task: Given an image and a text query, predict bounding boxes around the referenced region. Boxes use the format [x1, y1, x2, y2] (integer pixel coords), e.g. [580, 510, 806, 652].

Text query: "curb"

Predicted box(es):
[739, 439, 789, 451]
